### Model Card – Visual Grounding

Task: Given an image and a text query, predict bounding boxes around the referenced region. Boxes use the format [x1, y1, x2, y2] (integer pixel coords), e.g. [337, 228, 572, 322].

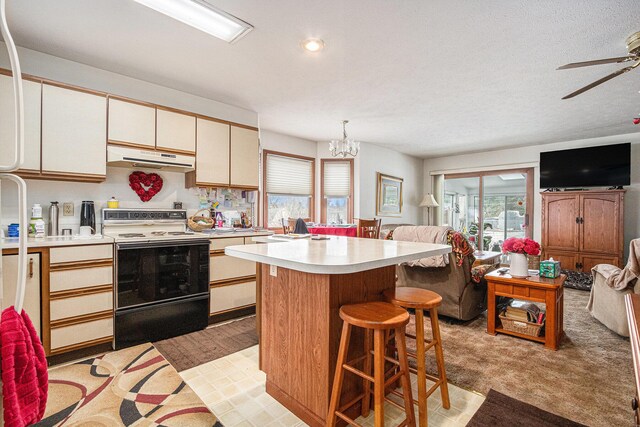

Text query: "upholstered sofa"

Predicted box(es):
[393, 226, 492, 321]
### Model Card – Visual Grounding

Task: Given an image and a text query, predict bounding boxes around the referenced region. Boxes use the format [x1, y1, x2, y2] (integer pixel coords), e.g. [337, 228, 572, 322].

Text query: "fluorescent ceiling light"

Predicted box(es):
[133, 0, 253, 43]
[499, 173, 525, 181]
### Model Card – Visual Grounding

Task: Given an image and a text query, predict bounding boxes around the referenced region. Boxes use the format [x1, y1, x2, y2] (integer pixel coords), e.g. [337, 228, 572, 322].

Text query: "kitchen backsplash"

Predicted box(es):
[0, 167, 257, 234]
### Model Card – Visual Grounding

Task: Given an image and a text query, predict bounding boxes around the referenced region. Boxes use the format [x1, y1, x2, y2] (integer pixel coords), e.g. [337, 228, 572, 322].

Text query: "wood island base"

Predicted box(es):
[259, 263, 396, 427]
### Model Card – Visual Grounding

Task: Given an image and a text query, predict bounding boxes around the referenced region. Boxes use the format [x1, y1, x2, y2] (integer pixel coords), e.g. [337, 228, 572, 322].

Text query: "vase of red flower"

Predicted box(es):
[502, 237, 541, 278]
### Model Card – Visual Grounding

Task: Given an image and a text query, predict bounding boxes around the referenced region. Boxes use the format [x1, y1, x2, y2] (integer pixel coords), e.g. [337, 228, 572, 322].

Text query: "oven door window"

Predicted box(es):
[117, 242, 209, 309]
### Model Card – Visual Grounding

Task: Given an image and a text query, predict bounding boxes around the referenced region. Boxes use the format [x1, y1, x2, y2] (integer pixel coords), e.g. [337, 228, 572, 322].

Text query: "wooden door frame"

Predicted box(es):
[444, 168, 534, 250]
[262, 149, 315, 231]
[320, 158, 354, 224]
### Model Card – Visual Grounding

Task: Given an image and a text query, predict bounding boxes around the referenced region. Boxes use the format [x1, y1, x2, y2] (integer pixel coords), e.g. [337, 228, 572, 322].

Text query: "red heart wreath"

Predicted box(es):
[129, 171, 163, 202]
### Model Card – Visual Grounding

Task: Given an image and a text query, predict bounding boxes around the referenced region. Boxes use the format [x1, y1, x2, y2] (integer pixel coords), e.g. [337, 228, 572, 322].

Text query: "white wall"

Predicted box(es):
[358, 142, 423, 225]
[423, 132, 640, 260]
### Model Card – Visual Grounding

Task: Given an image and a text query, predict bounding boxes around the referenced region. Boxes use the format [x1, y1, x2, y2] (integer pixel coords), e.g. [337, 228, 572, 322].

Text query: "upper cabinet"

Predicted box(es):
[186, 118, 230, 187]
[156, 108, 196, 154]
[230, 125, 259, 189]
[0, 74, 42, 173]
[108, 98, 155, 149]
[42, 84, 107, 180]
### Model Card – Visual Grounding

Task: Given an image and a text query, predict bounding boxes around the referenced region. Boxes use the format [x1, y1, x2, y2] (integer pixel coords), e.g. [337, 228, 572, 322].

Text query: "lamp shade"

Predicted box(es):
[419, 194, 439, 208]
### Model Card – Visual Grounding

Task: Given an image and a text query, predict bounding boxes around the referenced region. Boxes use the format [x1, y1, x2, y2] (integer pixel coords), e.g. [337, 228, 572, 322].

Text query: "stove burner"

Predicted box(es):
[168, 232, 193, 236]
[151, 231, 167, 236]
[119, 233, 145, 238]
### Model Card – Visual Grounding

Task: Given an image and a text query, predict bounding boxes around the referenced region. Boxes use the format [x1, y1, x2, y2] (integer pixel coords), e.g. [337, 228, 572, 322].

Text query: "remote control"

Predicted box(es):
[498, 267, 509, 274]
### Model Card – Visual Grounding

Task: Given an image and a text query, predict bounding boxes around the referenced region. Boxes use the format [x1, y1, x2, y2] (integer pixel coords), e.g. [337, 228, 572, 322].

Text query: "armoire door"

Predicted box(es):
[543, 195, 579, 252]
[580, 254, 620, 272]
[579, 193, 620, 255]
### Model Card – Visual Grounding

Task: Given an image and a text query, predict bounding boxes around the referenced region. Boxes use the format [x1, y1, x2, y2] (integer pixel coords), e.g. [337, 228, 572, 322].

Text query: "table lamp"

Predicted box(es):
[419, 194, 439, 225]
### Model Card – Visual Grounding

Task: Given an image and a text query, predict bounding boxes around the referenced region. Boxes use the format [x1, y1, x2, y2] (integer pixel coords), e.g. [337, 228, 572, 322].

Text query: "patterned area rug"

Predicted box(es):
[561, 269, 593, 291]
[34, 344, 222, 426]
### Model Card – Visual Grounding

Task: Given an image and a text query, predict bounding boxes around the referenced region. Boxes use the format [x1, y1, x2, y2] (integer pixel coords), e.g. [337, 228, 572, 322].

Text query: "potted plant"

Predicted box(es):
[502, 237, 541, 278]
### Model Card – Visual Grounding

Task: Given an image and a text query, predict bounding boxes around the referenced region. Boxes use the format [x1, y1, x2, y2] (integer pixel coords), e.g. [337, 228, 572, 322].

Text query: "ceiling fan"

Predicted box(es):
[558, 31, 640, 99]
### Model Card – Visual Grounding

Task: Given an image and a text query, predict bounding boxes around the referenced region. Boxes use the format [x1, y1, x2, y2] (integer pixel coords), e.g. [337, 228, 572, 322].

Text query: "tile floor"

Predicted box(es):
[181, 345, 485, 427]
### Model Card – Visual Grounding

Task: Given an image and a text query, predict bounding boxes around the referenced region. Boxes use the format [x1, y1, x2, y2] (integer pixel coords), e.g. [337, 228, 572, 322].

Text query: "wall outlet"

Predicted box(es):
[63, 202, 74, 216]
[270, 265, 277, 277]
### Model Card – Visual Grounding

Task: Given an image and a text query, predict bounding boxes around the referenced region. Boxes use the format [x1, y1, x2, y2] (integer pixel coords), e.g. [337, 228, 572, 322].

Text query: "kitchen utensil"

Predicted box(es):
[48, 201, 59, 236]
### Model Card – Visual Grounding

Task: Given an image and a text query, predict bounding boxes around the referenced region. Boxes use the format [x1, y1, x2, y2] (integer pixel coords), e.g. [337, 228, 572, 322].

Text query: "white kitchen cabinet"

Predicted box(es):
[230, 125, 259, 188]
[189, 117, 230, 187]
[0, 75, 41, 172]
[108, 98, 155, 148]
[156, 108, 196, 154]
[41, 84, 107, 178]
[2, 253, 41, 338]
[210, 280, 256, 314]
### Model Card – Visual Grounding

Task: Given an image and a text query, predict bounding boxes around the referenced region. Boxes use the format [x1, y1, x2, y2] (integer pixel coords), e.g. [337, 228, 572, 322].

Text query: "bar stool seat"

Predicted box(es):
[327, 302, 416, 427]
[383, 288, 450, 427]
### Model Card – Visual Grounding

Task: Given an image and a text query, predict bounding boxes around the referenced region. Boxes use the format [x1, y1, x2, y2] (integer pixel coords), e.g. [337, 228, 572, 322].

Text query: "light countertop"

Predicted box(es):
[225, 236, 451, 274]
[1, 235, 114, 249]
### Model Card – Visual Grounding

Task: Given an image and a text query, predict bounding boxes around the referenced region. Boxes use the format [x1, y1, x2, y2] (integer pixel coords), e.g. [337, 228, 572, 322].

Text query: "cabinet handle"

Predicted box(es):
[579, 217, 584, 224]
[575, 217, 580, 224]
[29, 258, 34, 278]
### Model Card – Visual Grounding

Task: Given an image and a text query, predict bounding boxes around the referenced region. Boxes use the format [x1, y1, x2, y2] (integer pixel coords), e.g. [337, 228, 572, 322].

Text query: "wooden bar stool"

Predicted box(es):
[383, 288, 450, 427]
[327, 301, 416, 427]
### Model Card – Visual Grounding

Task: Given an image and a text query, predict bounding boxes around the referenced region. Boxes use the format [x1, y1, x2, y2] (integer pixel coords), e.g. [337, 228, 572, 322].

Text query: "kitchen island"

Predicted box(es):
[226, 236, 450, 426]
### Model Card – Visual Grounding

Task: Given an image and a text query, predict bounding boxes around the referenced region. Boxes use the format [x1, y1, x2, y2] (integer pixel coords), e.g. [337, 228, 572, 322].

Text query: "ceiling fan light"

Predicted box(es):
[132, 0, 253, 43]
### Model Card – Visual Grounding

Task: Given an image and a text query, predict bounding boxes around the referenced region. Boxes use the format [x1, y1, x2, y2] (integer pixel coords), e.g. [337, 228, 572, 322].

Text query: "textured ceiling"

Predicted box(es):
[4, 0, 640, 157]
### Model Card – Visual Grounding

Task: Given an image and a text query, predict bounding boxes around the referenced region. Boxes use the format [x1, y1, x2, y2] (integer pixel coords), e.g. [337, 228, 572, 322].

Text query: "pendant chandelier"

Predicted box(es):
[329, 120, 359, 158]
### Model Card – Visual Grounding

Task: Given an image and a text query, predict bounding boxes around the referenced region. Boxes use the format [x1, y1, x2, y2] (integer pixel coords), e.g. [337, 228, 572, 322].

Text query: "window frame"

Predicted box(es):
[320, 158, 354, 224]
[443, 167, 534, 251]
[262, 149, 315, 230]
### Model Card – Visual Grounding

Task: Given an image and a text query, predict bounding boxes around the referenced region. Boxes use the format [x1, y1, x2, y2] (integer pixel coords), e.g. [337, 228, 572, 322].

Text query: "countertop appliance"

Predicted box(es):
[80, 201, 96, 233]
[103, 208, 210, 349]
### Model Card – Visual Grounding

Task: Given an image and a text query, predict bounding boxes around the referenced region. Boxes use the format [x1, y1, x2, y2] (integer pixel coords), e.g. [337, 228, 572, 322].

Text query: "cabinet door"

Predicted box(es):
[2, 253, 41, 337]
[156, 108, 196, 154]
[580, 193, 620, 254]
[580, 254, 620, 272]
[210, 280, 256, 315]
[195, 118, 229, 186]
[108, 98, 155, 148]
[542, 195, 579, 251]
[0, 76, 41, 172]
[543, 250, 577, 272]
[230, 125, 259, 188]
[42, 84, 107, 177]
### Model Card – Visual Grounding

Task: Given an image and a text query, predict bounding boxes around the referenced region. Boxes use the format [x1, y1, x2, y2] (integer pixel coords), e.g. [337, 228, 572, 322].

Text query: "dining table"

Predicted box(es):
[307, 224, 357, 237]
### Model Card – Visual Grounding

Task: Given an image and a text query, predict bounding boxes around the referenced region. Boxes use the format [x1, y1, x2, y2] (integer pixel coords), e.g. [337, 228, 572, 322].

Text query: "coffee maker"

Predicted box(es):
[80, 201, 96, 234]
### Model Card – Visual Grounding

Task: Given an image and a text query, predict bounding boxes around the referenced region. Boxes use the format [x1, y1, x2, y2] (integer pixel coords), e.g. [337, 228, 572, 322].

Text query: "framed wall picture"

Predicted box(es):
[376, 172, 403, 217]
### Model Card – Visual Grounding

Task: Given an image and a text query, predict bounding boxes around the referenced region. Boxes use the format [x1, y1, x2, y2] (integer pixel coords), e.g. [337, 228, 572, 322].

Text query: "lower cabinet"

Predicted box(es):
[209, 237, 257, 318]
[48, 244, 114, 355]
[1, 252, 41, 338]
[543, 249, 619, 273]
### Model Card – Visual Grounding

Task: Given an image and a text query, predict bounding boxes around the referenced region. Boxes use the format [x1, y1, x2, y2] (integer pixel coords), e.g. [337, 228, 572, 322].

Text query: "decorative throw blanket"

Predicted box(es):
[592, 238, 640, 290]
[392, 226, 453, 267]
[447, 230, 475, 267]
[471, 264, 492, 284]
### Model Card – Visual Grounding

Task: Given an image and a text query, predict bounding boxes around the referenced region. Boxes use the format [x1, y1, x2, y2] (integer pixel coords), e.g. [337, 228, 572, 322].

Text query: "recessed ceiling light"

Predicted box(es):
[301, 38, 324, 52]
[133, 0, 253, 43]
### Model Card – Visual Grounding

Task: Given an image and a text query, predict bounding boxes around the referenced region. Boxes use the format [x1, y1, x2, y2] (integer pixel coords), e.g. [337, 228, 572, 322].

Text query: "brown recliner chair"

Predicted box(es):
[394, 226, 492, 321]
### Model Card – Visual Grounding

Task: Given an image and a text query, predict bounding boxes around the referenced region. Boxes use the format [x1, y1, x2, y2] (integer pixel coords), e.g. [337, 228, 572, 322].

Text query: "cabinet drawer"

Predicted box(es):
[50, 266, 113, 292]
[50, 317, 113, 351]
[211, 255, 256, 282]
[50, 244, 113, 264]
[50, 291, 113, 321]
[210, 237, 245, 251]
[210, 280, 256, 314]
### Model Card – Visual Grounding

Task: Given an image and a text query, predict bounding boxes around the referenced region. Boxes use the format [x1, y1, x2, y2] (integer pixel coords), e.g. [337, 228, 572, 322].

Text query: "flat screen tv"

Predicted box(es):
[539, 143, 631, 189]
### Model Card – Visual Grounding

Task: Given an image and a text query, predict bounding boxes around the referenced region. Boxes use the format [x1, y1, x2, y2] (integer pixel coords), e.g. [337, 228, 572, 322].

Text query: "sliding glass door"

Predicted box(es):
[443, 169, 533, 253]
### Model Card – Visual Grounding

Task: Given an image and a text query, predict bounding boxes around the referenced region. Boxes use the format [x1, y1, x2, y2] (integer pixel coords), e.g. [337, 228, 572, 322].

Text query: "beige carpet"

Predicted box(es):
[35, 344, 221, 426]
[407, 288, 634, 427]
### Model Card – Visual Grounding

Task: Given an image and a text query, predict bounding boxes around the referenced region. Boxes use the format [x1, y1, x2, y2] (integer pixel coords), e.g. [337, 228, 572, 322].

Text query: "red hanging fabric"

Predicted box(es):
[1, 307, 48, 427]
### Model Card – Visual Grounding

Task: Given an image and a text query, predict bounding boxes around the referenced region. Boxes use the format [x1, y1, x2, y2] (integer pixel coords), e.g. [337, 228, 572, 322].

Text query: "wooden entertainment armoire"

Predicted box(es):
[541, 189, 625, 272]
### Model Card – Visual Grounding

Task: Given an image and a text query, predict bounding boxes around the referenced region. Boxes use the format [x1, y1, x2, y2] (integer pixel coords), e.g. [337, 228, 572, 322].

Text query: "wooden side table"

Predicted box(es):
[486, 270, 566, 350]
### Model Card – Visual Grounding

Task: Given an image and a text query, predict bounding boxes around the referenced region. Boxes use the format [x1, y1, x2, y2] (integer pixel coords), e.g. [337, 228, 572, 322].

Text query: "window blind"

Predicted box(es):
[323, 161, 351, 197]
[266, 153, 313, 195]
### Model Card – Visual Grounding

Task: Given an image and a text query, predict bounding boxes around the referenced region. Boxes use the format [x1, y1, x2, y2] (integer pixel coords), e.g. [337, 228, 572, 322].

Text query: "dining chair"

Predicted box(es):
[356, 218, 382, 239]
[283, 217, 311, 234]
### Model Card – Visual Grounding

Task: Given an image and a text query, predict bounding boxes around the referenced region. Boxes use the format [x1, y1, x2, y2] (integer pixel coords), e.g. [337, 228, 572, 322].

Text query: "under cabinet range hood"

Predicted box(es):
[107, 146, 195, 171]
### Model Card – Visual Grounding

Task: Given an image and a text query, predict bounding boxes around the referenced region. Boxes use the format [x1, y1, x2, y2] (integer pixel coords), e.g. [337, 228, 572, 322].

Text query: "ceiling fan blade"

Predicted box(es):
[561, 65, 636, 99]
[557, 56, 636, 70]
